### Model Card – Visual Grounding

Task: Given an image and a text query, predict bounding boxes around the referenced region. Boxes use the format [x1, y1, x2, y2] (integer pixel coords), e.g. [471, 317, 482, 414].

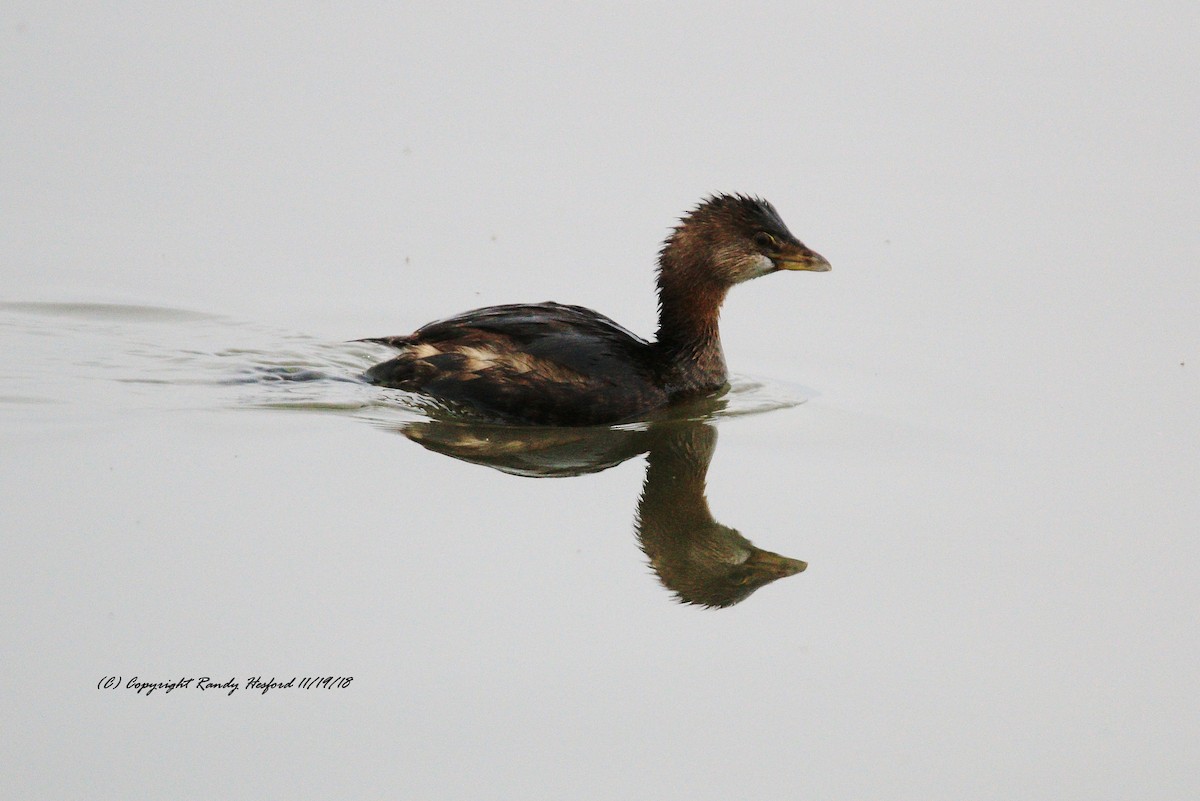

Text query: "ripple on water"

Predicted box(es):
[1, 301, 812, 429]
[0, 301, 222, 323]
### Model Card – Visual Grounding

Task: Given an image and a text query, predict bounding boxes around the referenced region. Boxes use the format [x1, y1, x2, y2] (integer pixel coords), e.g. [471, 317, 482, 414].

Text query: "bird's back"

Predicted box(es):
[364, 302, 667, 425]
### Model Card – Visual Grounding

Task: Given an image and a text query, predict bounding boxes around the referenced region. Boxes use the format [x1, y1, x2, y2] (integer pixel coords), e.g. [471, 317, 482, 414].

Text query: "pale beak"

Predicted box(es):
[743, 548, 808, 577]
[776, 247, 831, 272]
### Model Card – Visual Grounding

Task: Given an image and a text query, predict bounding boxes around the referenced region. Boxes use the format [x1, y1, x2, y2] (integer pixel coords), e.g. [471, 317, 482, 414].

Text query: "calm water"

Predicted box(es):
[4, 4, 1198, 800]
[4, 295, 1196, 799]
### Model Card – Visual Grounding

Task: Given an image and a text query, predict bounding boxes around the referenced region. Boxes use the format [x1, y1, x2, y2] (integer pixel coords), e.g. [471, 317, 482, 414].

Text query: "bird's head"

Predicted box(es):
[661, 194, 830, 286]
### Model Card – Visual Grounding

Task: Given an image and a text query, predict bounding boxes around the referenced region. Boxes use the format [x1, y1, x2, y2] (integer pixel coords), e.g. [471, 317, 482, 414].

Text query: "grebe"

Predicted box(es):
[363, 194, 829, 425]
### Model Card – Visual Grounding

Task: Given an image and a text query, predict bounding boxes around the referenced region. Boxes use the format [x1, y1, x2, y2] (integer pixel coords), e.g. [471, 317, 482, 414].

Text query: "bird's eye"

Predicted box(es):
[753, 232, 777, 251]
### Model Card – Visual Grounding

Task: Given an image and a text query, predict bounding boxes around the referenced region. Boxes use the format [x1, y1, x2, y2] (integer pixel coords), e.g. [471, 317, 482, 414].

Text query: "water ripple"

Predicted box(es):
[1, 301, 811, 428]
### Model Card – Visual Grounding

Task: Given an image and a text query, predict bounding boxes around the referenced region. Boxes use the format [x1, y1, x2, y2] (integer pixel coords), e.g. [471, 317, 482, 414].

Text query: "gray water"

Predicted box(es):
[3, 4, 1198, 800]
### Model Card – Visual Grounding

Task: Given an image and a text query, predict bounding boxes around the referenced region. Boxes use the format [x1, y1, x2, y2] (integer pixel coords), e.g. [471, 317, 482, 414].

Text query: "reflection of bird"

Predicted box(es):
[391, 416, 806, 607]
[362, 195, 829, 425]
[398, 420, 651, 478]
[636, 423, 806, 608]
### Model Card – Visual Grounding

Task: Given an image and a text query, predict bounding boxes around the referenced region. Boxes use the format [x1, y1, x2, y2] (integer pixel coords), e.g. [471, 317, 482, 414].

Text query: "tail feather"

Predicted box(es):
[354, 335, 412, 349]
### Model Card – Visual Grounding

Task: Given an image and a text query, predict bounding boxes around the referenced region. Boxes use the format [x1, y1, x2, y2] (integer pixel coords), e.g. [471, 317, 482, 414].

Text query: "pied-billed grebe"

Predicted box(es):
[363, 194, 829, 425]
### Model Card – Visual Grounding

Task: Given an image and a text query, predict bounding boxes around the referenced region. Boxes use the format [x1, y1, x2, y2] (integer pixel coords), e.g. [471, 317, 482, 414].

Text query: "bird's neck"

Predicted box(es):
[654, 253, 729, 395]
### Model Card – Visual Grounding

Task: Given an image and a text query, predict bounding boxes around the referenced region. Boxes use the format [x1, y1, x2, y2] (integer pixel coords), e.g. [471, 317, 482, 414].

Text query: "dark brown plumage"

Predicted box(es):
[363, 194, 829, 425]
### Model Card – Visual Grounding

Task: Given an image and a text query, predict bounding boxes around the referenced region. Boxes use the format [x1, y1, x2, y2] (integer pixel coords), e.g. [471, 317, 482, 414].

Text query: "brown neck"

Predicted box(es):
[654, 252, 729, 395]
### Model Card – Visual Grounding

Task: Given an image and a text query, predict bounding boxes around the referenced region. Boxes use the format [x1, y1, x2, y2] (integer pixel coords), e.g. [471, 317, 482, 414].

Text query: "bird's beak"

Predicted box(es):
[775, 246, 831, 272]
[744, 548, 808, 577]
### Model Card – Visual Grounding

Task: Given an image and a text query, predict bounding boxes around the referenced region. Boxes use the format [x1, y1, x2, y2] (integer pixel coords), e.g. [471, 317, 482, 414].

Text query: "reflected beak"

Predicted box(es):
[744, 548, 808, 577]
[775, 247, 831, 272]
